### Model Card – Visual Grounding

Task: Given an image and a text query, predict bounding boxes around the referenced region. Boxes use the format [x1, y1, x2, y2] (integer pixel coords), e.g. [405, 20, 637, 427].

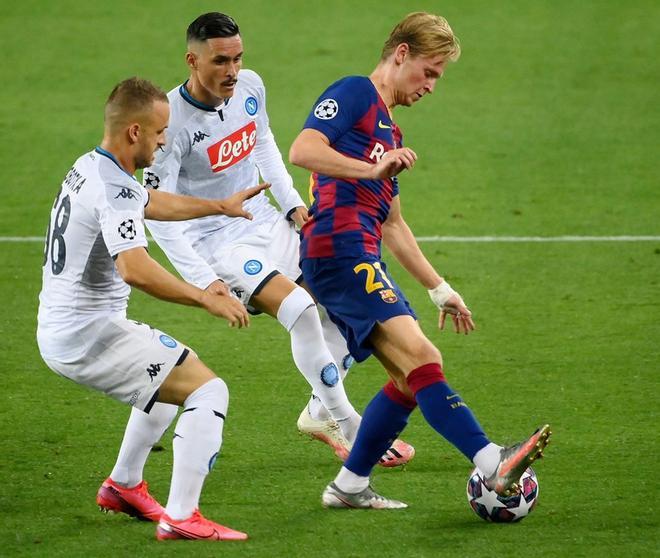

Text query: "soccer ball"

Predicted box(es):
[466, 466, 539, 522]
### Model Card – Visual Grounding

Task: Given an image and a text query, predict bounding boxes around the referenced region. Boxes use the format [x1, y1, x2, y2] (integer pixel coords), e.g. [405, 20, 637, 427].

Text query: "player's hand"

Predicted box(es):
[200, 290, 250, 328]
[289, 206, 309, 229]
[369, 148, 418, 179]
[205, 279, 229, 296]
[439, 294, 475, 335]
[429, 281, 475, 335]
[218, 182, 271, 219]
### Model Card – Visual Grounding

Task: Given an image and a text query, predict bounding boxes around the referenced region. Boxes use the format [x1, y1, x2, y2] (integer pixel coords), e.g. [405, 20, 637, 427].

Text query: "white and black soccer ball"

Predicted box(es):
[466, 466, 539, 522]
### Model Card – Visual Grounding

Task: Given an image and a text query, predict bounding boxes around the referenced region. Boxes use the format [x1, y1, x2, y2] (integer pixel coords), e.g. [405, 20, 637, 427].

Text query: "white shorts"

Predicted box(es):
[210, 215, 302, 306]
[40, 316, 188, 412]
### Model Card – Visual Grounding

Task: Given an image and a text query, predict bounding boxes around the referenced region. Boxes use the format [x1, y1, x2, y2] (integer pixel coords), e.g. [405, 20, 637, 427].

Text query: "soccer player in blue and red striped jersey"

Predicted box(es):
[290, 12, 551, 509]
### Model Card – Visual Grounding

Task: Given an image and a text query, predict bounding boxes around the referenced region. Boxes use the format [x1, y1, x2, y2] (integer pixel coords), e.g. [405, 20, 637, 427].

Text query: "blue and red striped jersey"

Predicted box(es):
[299, 76, 402, 260]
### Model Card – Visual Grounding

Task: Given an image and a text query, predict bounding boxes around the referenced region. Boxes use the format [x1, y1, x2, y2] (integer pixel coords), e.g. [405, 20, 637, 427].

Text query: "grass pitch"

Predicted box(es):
[1, 1, 658, 557]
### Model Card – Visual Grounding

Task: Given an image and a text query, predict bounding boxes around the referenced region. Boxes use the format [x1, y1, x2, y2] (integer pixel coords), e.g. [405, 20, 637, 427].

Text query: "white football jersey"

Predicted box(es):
[37, 148, 149, 361]
[144, 69, 304, 289]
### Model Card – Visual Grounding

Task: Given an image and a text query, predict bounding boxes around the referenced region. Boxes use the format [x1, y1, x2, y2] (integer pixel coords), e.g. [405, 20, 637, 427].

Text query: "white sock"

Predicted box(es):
[308, 307, 355, 422]
[110, 402, 178, 487]
[334, 466, 369, 494]
[287, 306, 360, 441]
[472, 443, 503, 477]
[307, 395, 329, 421]
[165, 378, 228, 520]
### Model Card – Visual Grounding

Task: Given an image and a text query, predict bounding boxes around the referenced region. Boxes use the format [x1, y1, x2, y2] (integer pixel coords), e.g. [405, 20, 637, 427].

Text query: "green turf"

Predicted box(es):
[1, 1, 658, 556]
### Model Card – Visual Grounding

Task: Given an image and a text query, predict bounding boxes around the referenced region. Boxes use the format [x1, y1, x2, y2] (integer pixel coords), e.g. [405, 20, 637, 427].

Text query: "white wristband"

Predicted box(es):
[428, 281, 457, 309]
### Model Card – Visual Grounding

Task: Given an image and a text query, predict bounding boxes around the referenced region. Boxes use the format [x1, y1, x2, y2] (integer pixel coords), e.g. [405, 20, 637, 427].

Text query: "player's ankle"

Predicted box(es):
[334, 466, 369, 494]
[307, 396, 330, 421]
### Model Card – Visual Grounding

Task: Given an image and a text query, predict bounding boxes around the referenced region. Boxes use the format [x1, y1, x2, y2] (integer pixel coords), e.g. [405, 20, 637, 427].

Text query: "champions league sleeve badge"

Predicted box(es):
[314, 99, 339, 120]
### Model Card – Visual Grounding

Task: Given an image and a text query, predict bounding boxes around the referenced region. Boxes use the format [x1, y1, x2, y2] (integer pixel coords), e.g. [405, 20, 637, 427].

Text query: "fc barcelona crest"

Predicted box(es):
[379, 289, 398, 303]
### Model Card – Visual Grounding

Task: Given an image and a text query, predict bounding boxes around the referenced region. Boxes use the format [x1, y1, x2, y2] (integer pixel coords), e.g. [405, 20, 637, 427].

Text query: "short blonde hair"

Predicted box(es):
[381, 12, 460, 61]
[104, 77, 168, 130]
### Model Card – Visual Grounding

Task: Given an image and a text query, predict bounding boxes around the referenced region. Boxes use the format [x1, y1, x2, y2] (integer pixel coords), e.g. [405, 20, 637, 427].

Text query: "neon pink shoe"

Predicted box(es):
[297, 407, 416, 467]
[156, 509, 248, 541]
[96, 477, 164, 522]
[378, 439, 416, 468]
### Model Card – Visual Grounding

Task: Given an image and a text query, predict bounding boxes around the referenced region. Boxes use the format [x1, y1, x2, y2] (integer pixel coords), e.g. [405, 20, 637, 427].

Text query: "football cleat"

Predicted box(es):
[378, 439, 416, 468]
[156, 509, 248, 541]
[484, 424, 551, 497]
[96, 477, 164, 522]
[297, 406, 416, 467]
[297, 406, 351, 461]
[322, 482, 408, 509]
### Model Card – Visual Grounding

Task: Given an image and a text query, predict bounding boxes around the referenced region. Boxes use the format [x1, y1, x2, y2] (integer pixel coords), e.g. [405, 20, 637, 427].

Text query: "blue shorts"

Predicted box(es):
[301, 256, 416, 362]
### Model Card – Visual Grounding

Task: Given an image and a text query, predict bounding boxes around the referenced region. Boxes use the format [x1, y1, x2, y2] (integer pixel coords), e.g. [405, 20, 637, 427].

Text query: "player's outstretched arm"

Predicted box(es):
[115, 247, 249, 328]
[145, 183, 270, 221]
[289, 129, 417, 180]
[383, 196, 474, 334]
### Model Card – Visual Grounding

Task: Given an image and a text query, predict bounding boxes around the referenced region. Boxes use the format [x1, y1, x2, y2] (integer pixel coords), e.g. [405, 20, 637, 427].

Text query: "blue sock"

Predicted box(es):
[414, 380, 490, 460]
[344, 389, 413, 477]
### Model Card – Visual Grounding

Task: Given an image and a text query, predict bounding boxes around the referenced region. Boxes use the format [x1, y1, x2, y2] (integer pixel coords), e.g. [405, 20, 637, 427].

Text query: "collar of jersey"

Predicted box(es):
[179, 81, 229, 112]
[94, 147, 137, 181]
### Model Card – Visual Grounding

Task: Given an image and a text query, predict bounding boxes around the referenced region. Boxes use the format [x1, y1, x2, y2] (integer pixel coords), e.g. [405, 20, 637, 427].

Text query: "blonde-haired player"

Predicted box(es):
[38, 77, 267, 540]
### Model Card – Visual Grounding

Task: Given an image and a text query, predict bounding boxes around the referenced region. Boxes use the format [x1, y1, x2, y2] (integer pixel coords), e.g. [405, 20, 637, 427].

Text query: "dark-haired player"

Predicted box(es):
[142, 12, 414, 466]
[37, 77, 269, 539]
[290, 12, 551, 508]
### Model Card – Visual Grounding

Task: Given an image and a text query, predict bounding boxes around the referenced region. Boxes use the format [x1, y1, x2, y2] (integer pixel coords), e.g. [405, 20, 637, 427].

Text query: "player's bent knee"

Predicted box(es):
[158, 352, 218, 406]
[187, 377, 229, 415]
[276, 287, 316, 331]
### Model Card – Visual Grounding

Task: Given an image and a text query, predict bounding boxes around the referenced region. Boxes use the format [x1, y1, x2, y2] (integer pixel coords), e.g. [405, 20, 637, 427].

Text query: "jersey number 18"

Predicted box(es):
[43, 187, 71, 275]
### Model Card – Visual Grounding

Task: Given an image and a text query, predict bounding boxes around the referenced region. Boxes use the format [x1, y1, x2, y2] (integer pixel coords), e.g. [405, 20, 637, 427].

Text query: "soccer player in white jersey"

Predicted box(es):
[37, 77, 270, 541]
[143, 12, 414, 466]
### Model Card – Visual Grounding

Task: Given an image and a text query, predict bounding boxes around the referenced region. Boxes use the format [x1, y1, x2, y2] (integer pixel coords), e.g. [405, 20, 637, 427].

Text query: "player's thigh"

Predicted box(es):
[157, 351, 217, 406]
[268, 216, 304, 281]
[370, 315, 442, 376]
[42, 317, 189, 412]
[250, 216, 305, 315]
[212, 233, 297, 316]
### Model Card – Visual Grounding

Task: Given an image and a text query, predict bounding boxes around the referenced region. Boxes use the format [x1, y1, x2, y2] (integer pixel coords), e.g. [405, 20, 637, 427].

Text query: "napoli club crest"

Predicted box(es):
[245, 96, 258, 116]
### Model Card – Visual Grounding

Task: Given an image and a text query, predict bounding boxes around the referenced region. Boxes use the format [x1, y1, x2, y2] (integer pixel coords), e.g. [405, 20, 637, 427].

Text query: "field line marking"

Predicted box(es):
[414, 235, 660, 242]
[1, 235, 659, 243]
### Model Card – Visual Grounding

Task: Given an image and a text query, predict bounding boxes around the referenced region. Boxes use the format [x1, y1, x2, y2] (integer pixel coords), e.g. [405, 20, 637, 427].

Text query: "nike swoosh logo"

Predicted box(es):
[378, 120, 391, 129]
[446, 394, 460, 400]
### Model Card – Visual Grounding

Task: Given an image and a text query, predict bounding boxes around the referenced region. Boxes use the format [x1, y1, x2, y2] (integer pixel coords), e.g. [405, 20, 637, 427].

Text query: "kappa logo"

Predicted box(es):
[244, 96, 258, 116]
[192, 130, 210, 145]
[146, 362, 165, 382]
[207, 121, 257, 173]
[143, 171, 160, 189]
[114, 187, 136, 200]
